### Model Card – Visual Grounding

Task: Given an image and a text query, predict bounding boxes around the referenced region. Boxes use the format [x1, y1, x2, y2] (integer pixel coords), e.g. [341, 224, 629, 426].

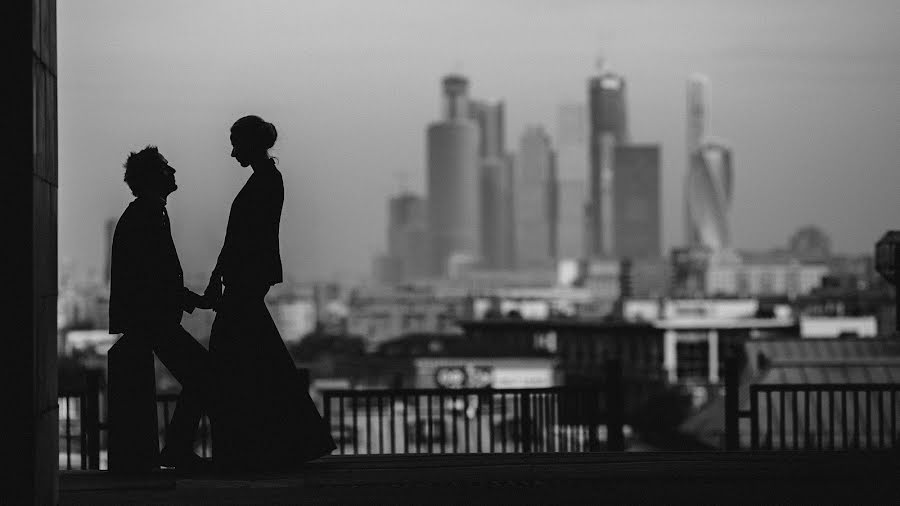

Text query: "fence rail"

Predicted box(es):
[322, 361, 624, 455]
[322, 382, 624, 455]
[58, 373, 211, 470]
[725, 359, 900, 451]
[747, 384, 900, 451]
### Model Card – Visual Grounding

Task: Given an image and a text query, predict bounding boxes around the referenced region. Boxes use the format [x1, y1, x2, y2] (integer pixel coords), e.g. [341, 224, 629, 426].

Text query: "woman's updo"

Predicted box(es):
[231, 115, 277, 155]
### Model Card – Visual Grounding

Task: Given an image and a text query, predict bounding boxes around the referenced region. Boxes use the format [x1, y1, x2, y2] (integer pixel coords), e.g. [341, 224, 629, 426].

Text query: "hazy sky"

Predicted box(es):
[59, 0, 900, 283]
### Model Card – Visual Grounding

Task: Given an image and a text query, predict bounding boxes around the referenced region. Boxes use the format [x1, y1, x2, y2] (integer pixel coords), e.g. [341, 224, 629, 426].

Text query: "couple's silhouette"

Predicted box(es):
[108, 115, 336, 472]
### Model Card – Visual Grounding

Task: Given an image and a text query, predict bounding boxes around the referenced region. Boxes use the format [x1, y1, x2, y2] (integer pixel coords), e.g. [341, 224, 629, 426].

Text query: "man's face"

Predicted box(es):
[152, 153, 178, 198]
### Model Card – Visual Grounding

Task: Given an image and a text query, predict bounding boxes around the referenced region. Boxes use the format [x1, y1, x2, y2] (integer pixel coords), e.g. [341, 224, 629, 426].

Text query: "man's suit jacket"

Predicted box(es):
[109, 197, 196, 334]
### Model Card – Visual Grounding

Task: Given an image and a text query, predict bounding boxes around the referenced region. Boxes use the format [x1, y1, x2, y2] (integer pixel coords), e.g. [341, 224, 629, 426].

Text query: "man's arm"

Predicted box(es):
[181, 287, 202, 312]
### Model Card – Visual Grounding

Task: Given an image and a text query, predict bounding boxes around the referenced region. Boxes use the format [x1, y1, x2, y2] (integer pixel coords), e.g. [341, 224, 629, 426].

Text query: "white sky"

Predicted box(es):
[58, 0, 900, 283]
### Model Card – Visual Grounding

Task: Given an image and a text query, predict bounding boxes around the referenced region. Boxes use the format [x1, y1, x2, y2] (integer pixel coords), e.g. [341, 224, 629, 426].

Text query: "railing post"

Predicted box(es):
[605, 359, 624, 451]
[749, 386, 759, 450]
[521, 392, 531, 453]
[322, 391, 332, 434]
[83, 370, 102, 469]
[725, 357, 740, 450]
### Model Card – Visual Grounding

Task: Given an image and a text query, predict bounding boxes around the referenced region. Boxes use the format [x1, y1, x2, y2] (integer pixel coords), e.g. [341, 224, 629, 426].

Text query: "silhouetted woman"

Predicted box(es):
[206, 115, 335, 471]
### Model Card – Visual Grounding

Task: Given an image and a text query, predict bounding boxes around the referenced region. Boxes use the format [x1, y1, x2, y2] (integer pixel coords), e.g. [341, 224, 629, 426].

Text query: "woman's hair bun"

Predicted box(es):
[232, 115, 277, 152]
[263, 121, 277, 150]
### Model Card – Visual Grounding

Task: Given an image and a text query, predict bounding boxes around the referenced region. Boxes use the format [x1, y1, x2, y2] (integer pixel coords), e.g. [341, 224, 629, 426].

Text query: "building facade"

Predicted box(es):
[515, 126, 557, 268]
[470, 99, 515, 270]
[613, 144, 661, 259]
[346, 286, 472, 349]
[387, 192, 429, 282]
[685, 142, 733, 252]
[587, 70, 629, 258]
[427, 75, 480, 276]
[556, 103, 589, 260]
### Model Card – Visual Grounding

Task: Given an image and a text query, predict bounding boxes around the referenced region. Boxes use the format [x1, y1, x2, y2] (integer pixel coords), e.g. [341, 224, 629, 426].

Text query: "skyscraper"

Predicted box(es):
[686, 141, 733, 251]
[388, 192, 429, 281]
[587, 69, 629, 258]
[479, 156, 515, 270]
[555, 103, 589, 260]
[427, 75, 480, 276]
[686, 74, 709, 158]
[613, 145, 661, 259]
[686, 74, 710, 247]
[515, 126, 557, 268]
[471, 99, 515, 270]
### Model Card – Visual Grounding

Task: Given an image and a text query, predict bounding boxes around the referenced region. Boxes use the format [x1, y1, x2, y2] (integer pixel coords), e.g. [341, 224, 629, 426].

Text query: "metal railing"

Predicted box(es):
[725, 359, 900, 451]
[58, 372, 101, 471]
[58, 373, 212, 470]
[321, 386, 623, 455]
[156, 393, 213, 460]
[321, 362, 624, 455]
[746, 384, 899, 450]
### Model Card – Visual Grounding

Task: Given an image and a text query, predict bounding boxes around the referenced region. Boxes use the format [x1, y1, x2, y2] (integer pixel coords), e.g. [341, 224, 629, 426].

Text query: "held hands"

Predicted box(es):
[200, 272, 223, 311]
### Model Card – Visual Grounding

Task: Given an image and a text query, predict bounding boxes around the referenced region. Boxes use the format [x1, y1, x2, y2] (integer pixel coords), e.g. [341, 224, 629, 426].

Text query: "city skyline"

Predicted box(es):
[59, 0, 900, 283]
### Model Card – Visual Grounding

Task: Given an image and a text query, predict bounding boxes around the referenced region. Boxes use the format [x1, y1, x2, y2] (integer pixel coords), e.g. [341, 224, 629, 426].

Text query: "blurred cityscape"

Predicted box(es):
[58, 65, 897, 451]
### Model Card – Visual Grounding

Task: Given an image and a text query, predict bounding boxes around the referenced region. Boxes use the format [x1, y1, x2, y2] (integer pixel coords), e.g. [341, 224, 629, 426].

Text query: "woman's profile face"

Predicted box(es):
[230, 132, 252, 168]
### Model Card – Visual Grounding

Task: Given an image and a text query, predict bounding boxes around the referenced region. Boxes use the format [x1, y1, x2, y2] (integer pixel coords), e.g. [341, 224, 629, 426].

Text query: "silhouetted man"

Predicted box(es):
[109, 145, 214, 470]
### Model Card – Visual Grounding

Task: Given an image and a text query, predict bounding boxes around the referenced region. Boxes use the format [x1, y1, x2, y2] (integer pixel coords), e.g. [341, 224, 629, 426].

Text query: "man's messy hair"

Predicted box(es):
[123, 145, 162, 196]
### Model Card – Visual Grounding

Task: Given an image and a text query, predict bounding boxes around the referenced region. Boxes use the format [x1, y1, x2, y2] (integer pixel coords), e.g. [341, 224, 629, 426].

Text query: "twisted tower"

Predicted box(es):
[686, 141, 733, 251]
[685, 74, 733, 252]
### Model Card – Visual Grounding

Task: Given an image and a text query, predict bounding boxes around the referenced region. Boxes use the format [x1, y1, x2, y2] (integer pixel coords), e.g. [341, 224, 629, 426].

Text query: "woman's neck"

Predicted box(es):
[250, 157, 274, 173]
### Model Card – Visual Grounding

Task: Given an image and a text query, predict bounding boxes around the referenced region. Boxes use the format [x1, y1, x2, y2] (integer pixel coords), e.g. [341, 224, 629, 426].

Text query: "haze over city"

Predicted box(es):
[58, 0, 900, 283]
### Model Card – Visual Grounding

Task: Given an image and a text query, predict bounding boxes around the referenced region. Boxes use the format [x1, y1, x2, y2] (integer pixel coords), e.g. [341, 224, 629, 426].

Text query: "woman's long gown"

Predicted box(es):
[209, 160, 335, 470]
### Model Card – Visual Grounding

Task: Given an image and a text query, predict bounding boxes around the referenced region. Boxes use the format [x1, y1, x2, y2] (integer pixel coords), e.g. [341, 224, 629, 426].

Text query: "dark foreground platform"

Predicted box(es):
[60, 452, 900, 505]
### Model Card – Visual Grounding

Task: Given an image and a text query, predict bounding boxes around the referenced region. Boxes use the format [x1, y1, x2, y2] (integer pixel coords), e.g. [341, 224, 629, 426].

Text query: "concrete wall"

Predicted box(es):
[3, 1, 58, 503]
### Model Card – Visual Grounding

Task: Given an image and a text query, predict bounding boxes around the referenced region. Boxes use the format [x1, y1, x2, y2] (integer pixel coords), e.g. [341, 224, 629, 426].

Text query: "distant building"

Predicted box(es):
[788, 225, 832, 263]
[686, 141, 733, 252]
[267, 294, 317, 344]
[387, 192, 429, 282]
[577, 259, 622, 316]
[470, 286, 597, 320]
[372, 254, 402, 285]
[794, 285, 895, 337]
[587, 69, 628, 258]
[469, 99, 505, 159]
[427, 74, 480, 276]
[478, 155, 515, 270]
[623, 298, 796, 387]
[377, 333, 559, 389]
[470, 99, 515, 270]
[826, 254, 879, 290]
[799, 316, 877, 339]
[705, 255, 829, 298]
[685, 75, 708, 249]
[346, 286, 470, 349]
[613, 144, 660, 259]
[670, 247, 711, 297]
[515, 126, 557, 269]
[555, 103, 589, 260]
[620, 257, 670, 299]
